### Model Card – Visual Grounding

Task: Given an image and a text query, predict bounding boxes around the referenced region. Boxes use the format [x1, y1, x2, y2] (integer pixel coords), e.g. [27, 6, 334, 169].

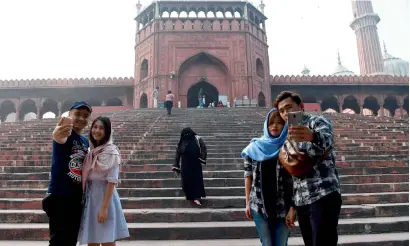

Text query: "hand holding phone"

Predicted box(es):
[53, 117, 73, 142]
[61, 116, 73, 126]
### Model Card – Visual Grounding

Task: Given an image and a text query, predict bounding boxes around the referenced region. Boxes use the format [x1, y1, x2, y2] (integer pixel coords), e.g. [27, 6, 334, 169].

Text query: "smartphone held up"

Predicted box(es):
[287, 111, 304, 126]
[61, 116, 73, 136]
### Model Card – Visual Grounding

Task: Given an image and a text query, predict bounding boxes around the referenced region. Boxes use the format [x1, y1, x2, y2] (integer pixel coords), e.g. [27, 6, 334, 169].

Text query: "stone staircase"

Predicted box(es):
[0, 108, 408, 245]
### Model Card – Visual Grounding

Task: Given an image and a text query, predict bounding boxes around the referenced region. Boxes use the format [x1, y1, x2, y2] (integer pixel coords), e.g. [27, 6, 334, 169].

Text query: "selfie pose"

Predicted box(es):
[275, 91, 341, 246]
[78, 116, 129, 246]
[242, 108, 296, 246]
[172, 127, 207, 206]
[42, 101, 92, 246]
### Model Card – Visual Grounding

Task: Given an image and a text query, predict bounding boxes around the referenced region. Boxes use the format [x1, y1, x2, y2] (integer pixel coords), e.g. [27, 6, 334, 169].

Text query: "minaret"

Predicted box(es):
[350, 0, 384, 75]
[259, 1, 265, 14]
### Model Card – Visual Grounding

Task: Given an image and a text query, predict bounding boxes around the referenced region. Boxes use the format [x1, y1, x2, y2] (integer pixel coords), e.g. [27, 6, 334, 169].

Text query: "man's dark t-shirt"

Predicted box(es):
[47, 130, 89, 198]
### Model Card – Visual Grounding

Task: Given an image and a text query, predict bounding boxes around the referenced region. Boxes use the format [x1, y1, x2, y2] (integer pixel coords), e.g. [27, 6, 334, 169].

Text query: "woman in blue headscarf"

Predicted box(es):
[242, 108, 296, 246]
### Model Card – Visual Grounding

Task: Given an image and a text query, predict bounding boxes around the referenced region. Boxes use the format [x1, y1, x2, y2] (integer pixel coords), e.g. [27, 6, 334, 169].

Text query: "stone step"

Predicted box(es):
[0, 192, 407, 209]
[1, 167, 408, 180]
[1, 159, 407, 168]
[3, 145, 404, 155]
[1, 153, 407, 163]
[3, 233, 409, 246]
[1, 174, 408, 189]
[1, 203, 408, 223]
[0, 217, 407, 240]
[0, 183, 408, 198]
[0, 160, 407, 171]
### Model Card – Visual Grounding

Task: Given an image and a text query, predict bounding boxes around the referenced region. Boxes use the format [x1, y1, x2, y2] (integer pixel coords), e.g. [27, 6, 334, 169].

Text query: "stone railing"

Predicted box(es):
[234, 98, 258, 107]
[0, 77, 134, 89]
[270, 75, 409, 85]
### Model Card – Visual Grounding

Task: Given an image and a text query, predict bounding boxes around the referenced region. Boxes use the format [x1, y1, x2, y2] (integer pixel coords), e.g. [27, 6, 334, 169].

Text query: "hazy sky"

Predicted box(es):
[0, 0, 408, 80]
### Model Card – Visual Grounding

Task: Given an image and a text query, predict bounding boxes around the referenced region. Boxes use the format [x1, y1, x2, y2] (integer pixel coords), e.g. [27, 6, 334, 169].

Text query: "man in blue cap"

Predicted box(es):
[42, 101, 92, 246]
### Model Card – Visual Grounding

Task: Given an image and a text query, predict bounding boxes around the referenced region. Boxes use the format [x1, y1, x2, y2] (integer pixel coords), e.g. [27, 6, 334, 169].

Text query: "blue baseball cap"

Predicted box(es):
[70, 101, 92, 113]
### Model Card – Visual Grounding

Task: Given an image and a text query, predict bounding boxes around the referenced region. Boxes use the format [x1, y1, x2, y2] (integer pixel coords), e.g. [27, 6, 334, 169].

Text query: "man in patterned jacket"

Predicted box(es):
[274, 91, 342, 246]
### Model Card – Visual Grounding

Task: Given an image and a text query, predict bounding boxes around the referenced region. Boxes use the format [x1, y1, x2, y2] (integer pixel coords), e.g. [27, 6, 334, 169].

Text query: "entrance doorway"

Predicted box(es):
[140, 93, 148, 108]
[187, 81, 219, 108]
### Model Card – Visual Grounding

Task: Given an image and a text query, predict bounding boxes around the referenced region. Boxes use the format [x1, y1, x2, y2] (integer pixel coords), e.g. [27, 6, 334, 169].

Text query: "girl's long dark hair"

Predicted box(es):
[90, 116, 112, 147]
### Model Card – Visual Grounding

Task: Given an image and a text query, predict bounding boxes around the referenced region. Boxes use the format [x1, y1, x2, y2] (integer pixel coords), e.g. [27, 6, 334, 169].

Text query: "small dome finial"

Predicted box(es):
[136, 0, 142, 14]
[337, 49, 342, 66]
[259, 0, 265, 14]
[383, 40, 388, 54]
[301, 64, 310, 75]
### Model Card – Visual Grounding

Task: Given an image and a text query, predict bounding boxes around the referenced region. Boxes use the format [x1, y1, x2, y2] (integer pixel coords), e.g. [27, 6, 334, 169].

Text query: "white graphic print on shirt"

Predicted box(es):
[68, 140, 88, 183]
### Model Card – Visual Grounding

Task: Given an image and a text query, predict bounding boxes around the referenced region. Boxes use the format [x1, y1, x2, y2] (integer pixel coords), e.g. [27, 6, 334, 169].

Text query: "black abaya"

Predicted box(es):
[177, 139, 206, 200]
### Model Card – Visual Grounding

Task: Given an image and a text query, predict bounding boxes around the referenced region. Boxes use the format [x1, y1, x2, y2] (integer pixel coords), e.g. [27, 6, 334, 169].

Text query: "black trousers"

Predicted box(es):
[296, 191, 342, 246]
[42, 193, 83, 246]
[165, 101, 173, 115]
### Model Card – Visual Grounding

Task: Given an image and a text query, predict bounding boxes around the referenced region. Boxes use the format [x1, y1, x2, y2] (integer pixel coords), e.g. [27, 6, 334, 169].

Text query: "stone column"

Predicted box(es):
[36, 107, 41, 119]
[57, 102, 62, 118]
[377, 97, 385, 117]
[337, 96, 344, 113]
[15, 100, 20, 122]
[397, 97, 404, 117]
[36, 99, 42, 120]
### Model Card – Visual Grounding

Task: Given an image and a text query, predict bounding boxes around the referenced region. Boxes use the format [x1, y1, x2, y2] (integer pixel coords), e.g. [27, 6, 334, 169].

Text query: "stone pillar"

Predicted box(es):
[57, 102, 62, 118]
[337, 96, 344, 113]
[36, 99, 42, 120]
[396, 96, 405, 117]
[377, 97, 385, 117]
[36, 107, 41, 119]
[15, 100, 20, 122]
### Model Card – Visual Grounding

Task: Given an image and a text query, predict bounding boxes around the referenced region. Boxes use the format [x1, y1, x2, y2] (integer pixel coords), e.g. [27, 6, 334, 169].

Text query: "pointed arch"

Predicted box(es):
[258, 92, 266, 107]
[178, 52, 228, 74]
[19, 99, 37, 121]
[187, 81, 219, 108]
[140, 59, 149, 79]
[0, 100, 16, 122]
[256, 58, 265, 78]
[41, 99, 58, 118]
[140, 93, 148, 108]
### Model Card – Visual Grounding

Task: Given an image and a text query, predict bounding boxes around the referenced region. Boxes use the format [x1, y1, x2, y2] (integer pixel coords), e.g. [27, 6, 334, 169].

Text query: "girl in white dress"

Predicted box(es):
[78, 116, 129, 246]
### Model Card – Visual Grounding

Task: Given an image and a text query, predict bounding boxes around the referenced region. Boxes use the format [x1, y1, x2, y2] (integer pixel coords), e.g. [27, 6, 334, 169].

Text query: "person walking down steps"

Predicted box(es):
[172, 127, 207, 206]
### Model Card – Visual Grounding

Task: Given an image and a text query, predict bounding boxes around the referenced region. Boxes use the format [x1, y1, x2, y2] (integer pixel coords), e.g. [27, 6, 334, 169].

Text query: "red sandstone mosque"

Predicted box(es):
[0, 0, 408, 122]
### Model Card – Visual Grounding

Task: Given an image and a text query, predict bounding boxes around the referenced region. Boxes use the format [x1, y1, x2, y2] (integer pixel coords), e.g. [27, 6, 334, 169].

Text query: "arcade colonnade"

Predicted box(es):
[0, 97, 125, 123]
[303, 94, 409, 117]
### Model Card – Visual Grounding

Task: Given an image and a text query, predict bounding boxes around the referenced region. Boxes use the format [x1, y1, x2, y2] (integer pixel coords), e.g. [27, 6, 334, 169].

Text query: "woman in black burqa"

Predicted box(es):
[172, 127, 207, 206]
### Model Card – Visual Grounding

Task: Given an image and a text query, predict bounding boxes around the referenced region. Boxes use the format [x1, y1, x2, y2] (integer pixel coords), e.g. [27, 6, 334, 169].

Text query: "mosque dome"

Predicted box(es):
[333, 51, 356, 76]
[383, 42, 409, 77]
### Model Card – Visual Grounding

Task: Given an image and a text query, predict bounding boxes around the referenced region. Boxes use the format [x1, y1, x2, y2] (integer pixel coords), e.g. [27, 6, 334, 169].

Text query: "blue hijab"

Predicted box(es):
[241, 108, 288, 162]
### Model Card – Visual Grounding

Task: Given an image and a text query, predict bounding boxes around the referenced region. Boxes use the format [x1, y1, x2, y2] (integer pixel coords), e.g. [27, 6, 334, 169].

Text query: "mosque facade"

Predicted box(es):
[0, 0, 408, 122]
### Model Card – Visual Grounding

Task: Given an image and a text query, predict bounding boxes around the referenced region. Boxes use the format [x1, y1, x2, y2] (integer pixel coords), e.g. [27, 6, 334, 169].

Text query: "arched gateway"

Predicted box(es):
[187, 80, 219, 107]
[178, 52, 228, 108]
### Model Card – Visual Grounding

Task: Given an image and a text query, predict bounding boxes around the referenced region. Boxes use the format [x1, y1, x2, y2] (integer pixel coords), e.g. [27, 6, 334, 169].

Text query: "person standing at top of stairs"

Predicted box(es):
[42, 101, 92, 246]
[165, 90, 175, 115]
[275, 91, 342, 246]
[152, 86, 159, 108]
